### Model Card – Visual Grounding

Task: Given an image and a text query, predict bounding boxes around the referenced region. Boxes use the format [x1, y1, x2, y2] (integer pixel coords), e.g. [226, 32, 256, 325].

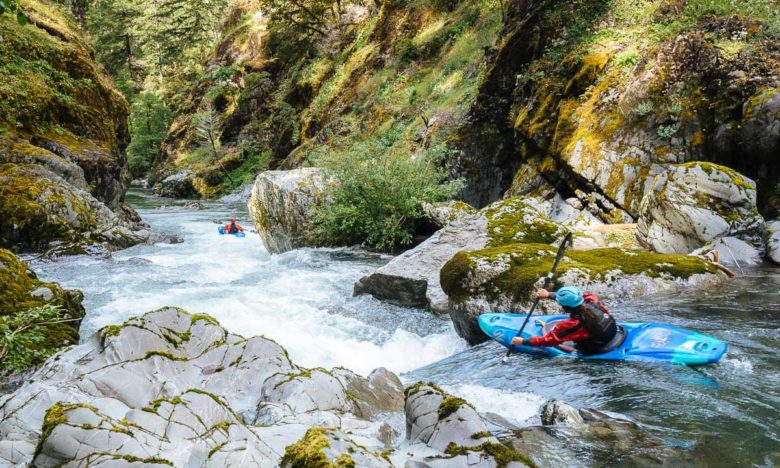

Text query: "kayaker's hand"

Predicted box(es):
[536, 289, 550, 299]
[511, 337, 529, 346]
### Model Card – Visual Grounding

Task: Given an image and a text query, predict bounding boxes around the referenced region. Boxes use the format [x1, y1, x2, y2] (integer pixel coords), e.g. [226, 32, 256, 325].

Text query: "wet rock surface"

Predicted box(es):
[247, 168, 326, 254]
[637, 162, 765, 254]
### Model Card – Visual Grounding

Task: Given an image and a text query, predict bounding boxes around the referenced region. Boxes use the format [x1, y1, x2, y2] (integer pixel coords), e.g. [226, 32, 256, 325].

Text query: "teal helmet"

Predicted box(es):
[556, 286, 584, 308]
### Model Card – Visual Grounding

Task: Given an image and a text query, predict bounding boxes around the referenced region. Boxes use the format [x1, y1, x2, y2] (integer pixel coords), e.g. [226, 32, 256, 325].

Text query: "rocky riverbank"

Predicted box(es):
[0, 307, 688, 467]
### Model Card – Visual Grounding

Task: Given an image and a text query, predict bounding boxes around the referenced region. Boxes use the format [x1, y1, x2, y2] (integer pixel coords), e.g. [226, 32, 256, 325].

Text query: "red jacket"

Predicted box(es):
[528, 294, 606, 347]
[224, 222, 244, 233]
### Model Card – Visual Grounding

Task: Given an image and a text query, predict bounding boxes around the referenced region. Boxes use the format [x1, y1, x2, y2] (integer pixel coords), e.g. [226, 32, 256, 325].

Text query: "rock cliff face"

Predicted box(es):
[0, 0, 144, 253]
[637, 162, 764, 254]
[466, 1, 780, 219]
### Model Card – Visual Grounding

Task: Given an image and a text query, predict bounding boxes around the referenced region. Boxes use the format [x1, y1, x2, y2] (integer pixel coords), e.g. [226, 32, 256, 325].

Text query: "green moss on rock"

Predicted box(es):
[444, 441, 536, 468]
[282, 427, 333, 467]
[483, 197, 566, 247]
[442, 243, 718, 304]
[0, 248, 85, 370]
[438, 395, 471, 420]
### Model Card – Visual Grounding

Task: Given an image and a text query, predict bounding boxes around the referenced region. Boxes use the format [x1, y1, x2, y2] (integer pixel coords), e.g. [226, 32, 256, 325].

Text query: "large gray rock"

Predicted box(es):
[355, 196, 581, 314]
[248, 168, 325, 254]
[637, 162, 764, 254]
[354, 214, 489, 313]
[765, 220, 780, 264]
[0, 308, 402, 466]
[441, 243, 726, 344]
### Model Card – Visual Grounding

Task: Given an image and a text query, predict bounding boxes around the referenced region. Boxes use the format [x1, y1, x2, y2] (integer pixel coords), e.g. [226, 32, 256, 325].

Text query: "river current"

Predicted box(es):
[28, 189, 779, 467]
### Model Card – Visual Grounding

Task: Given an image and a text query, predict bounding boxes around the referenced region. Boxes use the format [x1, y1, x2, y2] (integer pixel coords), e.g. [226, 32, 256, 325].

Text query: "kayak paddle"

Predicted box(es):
[501, 232, 573, 364]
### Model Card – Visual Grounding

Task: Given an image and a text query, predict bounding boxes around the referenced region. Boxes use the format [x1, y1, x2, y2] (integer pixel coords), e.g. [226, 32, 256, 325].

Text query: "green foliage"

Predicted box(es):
[127, 92, 172, 177]
[212, 65, 239, 83]
[311, 136, 464, 252]
[613, 49, 639, 68]
[0, 304, 75, 371]
[0, 0, 28, 26]
[87, 0, 229, 108]
[657, 124, 677, 139]
[634, 101, 653, 117]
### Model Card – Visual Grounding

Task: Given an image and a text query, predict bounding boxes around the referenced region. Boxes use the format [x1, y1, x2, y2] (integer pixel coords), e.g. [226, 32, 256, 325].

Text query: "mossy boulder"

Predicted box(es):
[637, 162, 765, 254]
[0, 163, 145, 252]
[440, 243, 724, 344]
[0, 249, 85, 371]
[247, 168, 326, 254]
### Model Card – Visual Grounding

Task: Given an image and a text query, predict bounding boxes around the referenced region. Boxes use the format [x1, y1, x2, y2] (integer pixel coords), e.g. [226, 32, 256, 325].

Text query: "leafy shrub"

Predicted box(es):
[614, 50, 640, 68]
[0, 304, 76, 372]
[635, 101, 653, 117]
[212, 65, 238, 83]
[657, 124, 677, 139]
[311, 139, 463, 252]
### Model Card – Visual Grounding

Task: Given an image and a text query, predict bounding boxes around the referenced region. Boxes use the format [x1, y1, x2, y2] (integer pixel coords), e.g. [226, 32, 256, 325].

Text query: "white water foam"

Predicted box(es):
[442, 384, 546, 426]
[33, 205, 467, 377]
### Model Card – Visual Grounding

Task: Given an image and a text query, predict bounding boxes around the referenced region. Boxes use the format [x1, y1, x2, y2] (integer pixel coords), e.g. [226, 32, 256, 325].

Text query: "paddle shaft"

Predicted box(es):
[503, 232, 572, 360]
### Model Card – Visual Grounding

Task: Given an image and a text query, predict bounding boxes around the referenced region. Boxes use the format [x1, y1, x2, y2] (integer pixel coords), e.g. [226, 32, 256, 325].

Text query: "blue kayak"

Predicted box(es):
[217, 226, 246, 238]
[478, 313, 727, 366]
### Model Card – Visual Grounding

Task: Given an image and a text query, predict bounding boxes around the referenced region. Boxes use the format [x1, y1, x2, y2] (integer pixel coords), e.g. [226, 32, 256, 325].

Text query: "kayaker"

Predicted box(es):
[511, 286, 618, 355]
[224, 217, 244, 234]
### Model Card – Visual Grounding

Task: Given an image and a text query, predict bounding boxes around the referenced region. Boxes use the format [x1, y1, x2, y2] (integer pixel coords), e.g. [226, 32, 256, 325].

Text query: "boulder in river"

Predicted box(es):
[440, 243, 726, 344]
[155, 171, 198, 198]
[248, 168, 326, 254]
[637, 162, 765, 254]
[404, 382, 533, 467]
[354, 214, 489, 313]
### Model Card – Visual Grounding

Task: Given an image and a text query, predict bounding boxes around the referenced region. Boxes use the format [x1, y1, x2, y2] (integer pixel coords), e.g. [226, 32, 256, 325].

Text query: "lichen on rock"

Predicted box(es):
[637, 162, 765, 254]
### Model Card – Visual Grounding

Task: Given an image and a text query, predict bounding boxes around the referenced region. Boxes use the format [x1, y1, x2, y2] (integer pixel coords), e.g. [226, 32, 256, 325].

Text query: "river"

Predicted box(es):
[28, 189, 779, 467]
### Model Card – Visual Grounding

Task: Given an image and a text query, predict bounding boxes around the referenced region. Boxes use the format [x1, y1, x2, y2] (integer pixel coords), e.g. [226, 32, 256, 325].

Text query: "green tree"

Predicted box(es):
[194, 103, 234, 184]
[127, 92, 172, 178]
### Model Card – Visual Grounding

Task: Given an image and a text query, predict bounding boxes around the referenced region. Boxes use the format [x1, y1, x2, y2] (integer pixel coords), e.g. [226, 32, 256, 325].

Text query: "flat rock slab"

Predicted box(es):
[354, 215, 489, 313]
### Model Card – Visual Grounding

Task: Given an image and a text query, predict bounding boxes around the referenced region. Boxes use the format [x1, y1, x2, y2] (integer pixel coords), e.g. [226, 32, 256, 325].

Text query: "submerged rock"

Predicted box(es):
[637, 162, 764, 255]
[247, 168, 325, 254]
[440, 243, 725, 344]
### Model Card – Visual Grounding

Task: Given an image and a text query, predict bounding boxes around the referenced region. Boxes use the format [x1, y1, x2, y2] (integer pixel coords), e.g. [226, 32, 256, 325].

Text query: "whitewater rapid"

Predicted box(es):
[28, 192, 467, 376]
